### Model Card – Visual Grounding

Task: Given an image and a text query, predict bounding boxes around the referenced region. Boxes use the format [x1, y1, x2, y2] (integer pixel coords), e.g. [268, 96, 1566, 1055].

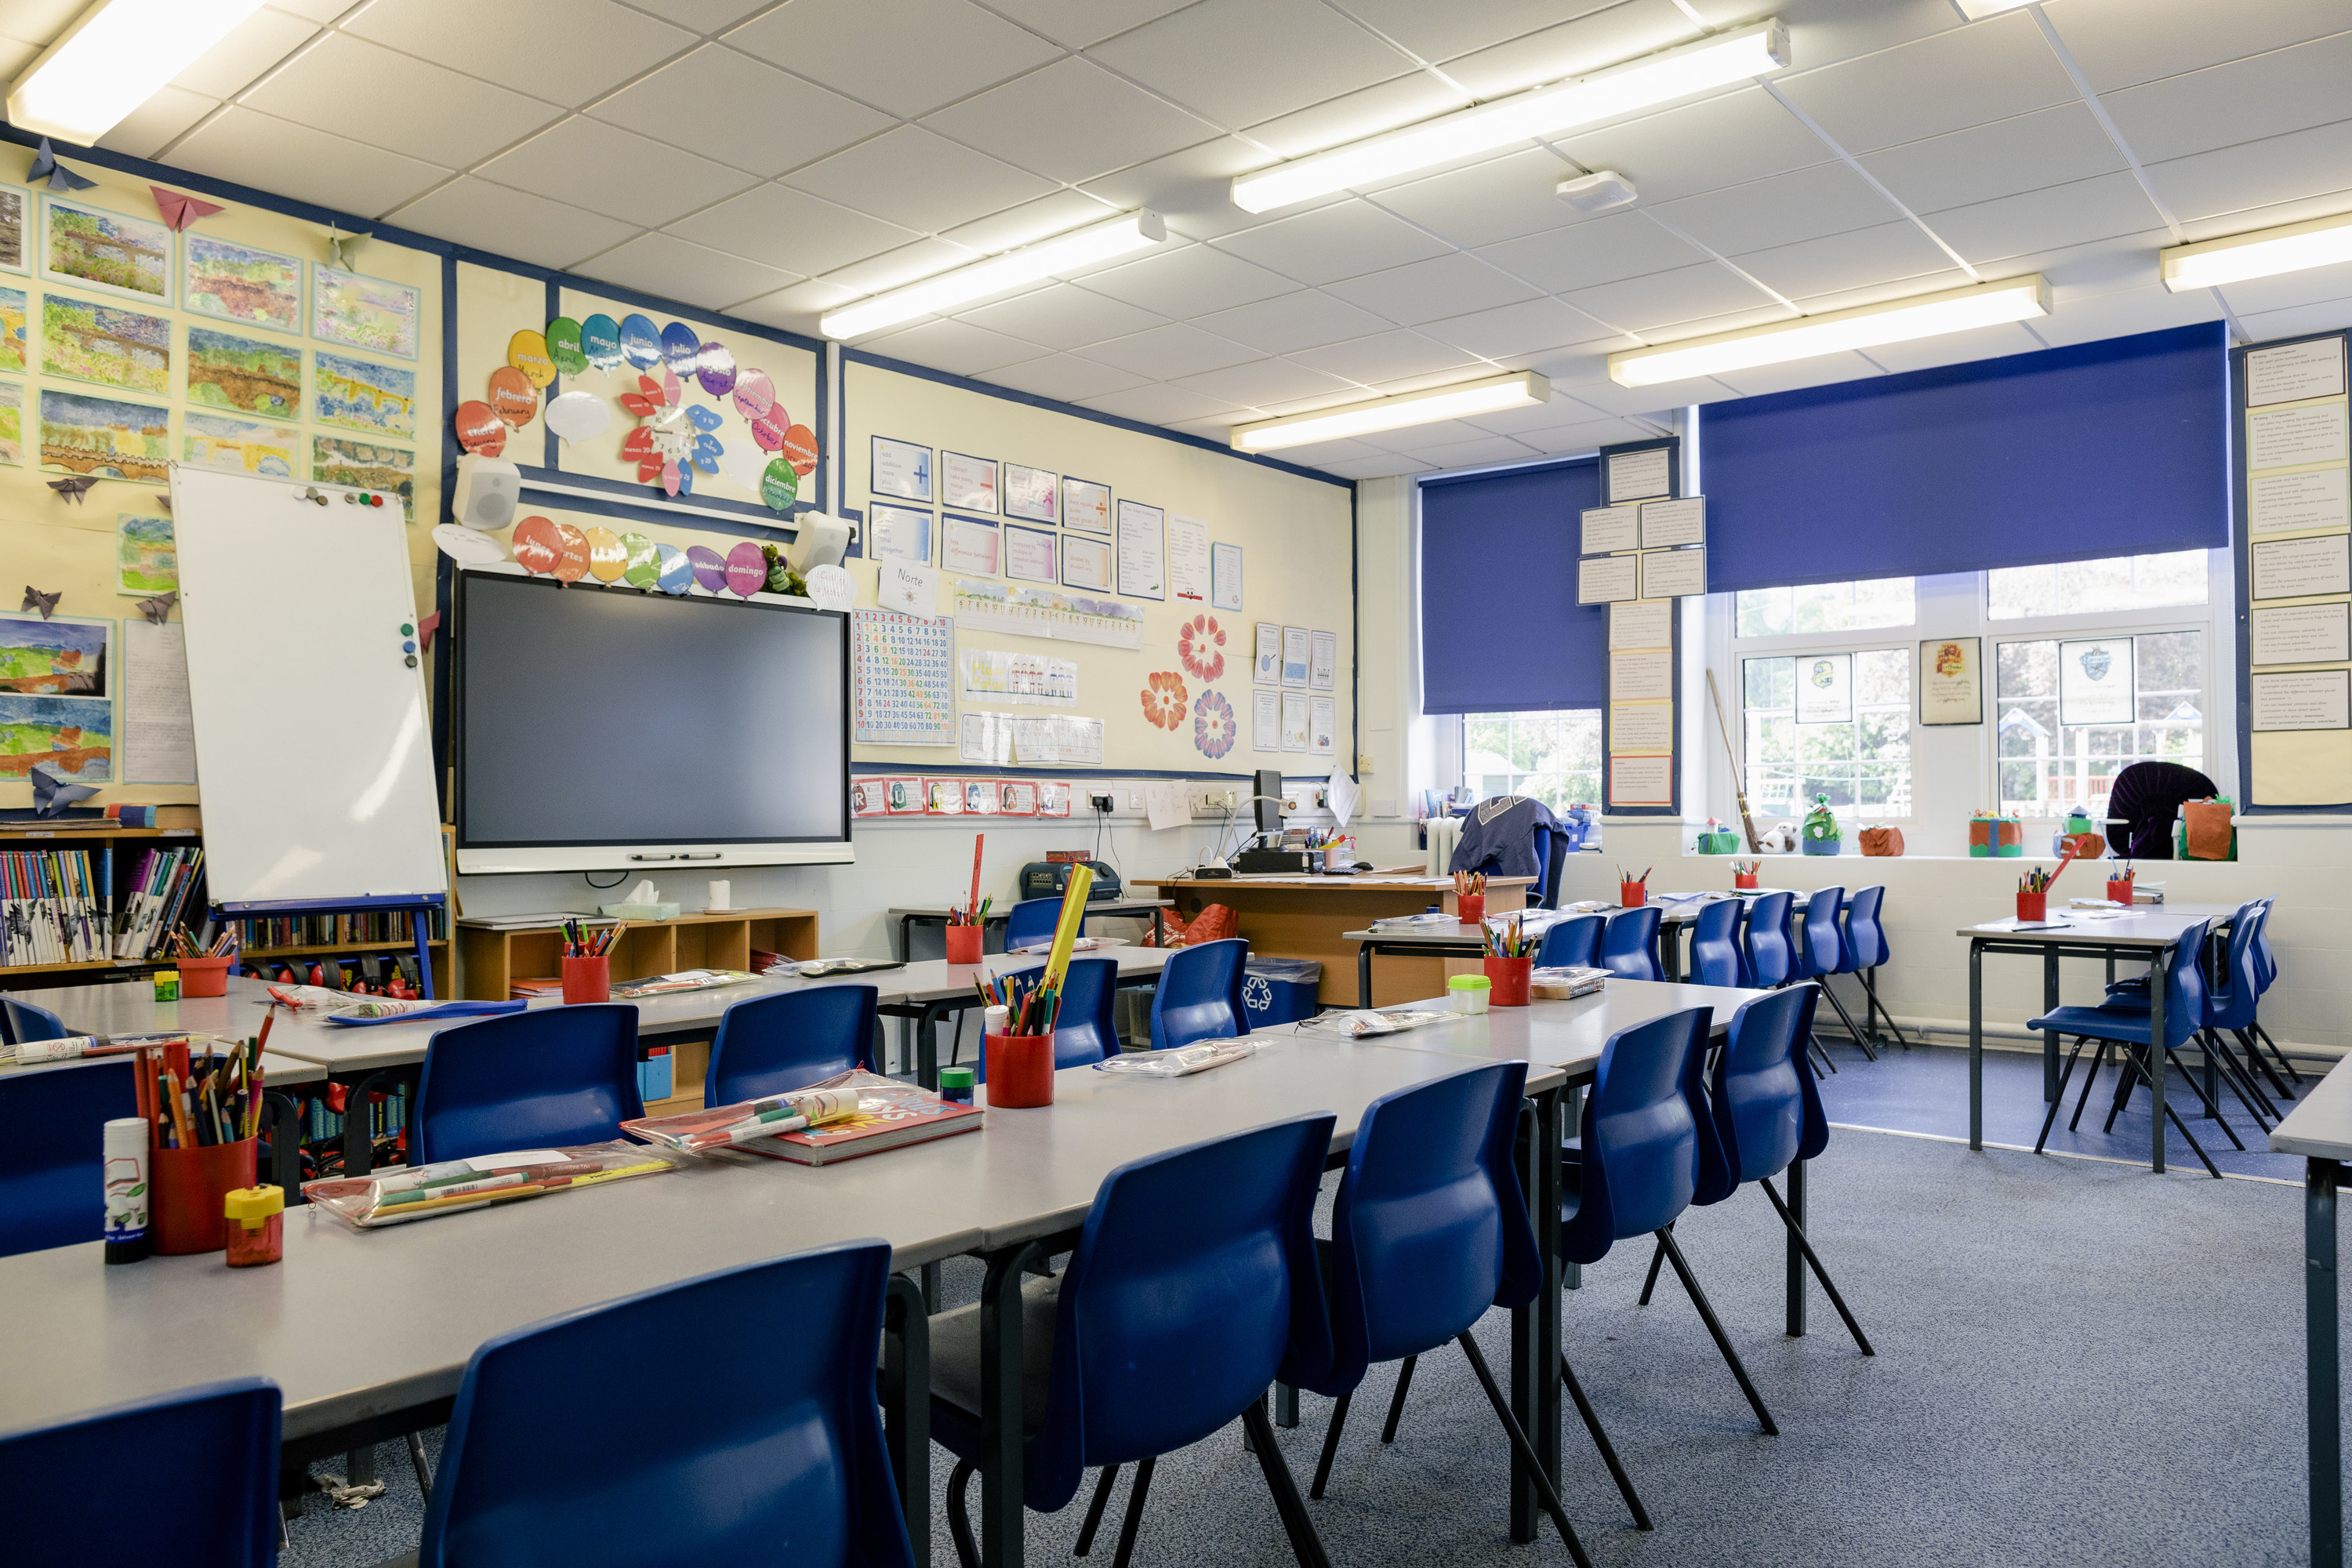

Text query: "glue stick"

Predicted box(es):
[103, 1117, 151, 1265]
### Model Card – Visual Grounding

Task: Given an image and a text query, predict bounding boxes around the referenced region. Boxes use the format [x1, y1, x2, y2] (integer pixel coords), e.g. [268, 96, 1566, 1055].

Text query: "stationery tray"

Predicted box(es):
[303, 1142, 674, 1229]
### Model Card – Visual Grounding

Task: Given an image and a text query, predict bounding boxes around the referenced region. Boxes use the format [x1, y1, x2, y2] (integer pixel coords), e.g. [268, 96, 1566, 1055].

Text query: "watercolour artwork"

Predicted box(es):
[41, 293, 170, 394]
[0, 184, 25, 272]
[187, 326, 299, 419]
[312, 265, 419, 358]
[39, 387, 168, 483]
[312, 434, 414, 519]
[0, 614, 108, 696]
[0, 285, 22, 372]
[183, 234, 301, 333]
[184, 412, 298, 477]
[313, 350, 416, 438]
[0, 693, 112, 782]
[0, 381, 20, 466]
[44, 197, 169, 303]
[116, 512, 175, 594]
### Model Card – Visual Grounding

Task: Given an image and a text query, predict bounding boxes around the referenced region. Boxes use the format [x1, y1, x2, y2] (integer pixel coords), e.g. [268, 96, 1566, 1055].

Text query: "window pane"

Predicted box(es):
[1737, 586, 1791, 638]
[1461, 710, 1602, 815]
[1993, 633, 2203, 815]
[1743, 648, 1911, 822]
[1986, 550, 2208, 619]
[1735, 577, 1914, 636]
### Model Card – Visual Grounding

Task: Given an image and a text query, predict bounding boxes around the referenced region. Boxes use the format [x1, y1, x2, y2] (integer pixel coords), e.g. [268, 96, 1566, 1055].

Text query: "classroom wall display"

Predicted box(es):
[1116, 498, 1166, 599]
[851, 608, 953, 746]
[1600, 437, 1676, 506]
[873, 435, 931, 500]
[1062, 534, 1112, 593]
[1254, 622, 1279, 684]
[186, 325, 298, 418]
[183, 234, 300, 333]
[944, 450, 997, 513]
[1064, 477, 1110, 532]
[115, 512, 174, 593]
[42, 195, 169, 303]
[1919, 636, 1983, 725]
[1004, 522, 1056, 583]
[40, 293, 168, 393]
[312, 264, 418, 358]
[0, 285, 22, 373]
[1793, 652, 1853, 724]
[1211, 540, 1242, 611]
[1005, 461, 1056, 522]
[869, 503, 933, 564]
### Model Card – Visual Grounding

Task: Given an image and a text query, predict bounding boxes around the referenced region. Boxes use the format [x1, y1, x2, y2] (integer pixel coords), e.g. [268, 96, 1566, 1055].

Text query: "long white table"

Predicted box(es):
[2270, 1053, 2352, 1568]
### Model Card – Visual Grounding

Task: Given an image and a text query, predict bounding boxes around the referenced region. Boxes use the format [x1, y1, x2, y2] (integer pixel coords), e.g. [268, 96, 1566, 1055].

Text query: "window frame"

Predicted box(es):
[1452, 708, 1606, 815]
[1987, 615, 2212, 822]
[1730, 580, 1921, 826]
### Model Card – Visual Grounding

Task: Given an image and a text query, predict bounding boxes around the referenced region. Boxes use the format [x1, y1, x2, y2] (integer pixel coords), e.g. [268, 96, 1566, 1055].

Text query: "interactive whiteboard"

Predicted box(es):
[169, 466, 448, 906]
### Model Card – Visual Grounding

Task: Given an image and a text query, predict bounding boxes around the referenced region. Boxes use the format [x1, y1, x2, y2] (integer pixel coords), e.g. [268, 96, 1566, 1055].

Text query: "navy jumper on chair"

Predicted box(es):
[1840, 887, 1910, 1048]
[0, 1056, 136, 1257]
[1599, 905, 1662, 982]
[705, 985, 879, 1105]
[411, 1004, 644, 1165]
[1148, 937, 1250, 1052]
[929, 1115, 1338, 1568]
[1535, 913, 1604, 970]
[1300, 1062, 1648, 1557]
[1789, 887, 1877, 1062]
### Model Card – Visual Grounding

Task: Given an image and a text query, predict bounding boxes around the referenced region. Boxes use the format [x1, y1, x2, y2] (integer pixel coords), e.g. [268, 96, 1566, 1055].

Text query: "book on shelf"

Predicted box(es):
[114, 845, 205, 961]
[509, 977, 564, 999]
[1, 847, 107, 966]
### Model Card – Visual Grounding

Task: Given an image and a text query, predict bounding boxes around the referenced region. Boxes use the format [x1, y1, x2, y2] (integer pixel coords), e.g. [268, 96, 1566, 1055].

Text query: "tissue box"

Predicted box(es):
[600, 901, 681, 920]
[1695, 831, 1740, 854]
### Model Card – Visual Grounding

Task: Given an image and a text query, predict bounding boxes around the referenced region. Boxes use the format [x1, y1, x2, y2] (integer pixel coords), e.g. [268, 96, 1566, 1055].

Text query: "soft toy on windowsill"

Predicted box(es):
[1800, 794, 1842, 856]
[1756, 822, 1799, 854]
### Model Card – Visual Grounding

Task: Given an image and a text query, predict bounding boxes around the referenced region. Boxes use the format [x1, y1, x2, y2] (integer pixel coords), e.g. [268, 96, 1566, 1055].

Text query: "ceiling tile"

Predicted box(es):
[1075, 243, 1298, 317]
[1494, 332, 1639, 382]
[1991, 227, 2170, 298]
[1920, 170, 2167, 267]
[978, 0, 1195, 49]
[2215, 259, 2352, 321]
[242, 33, 563, 169]
[1192, 290, 1394, 354]
[347, 0, 695, 105]
[922, 57, 1217, 184]
[1441, 0, 1696, 100]
[1464, 391, 1627, 437]
[1559, 85, 1833, 208]
[731, 278, 861, 335]
[1327, 0, 1619, 67]
[1729, 220, 1954, 302]
[2045, 0, 2352, 94]
[1478, 211, 1706, 293]
[938, 191, 1125, 256]
[2102, 29, 2352, 166]
[169, 6, 317, 97]
[478, 116, 758, 228]
[955, 284, 1167, 350]
[1776, 9, 2078, 156]
[1090, 0, 1410, 129]
[389, 176, 639, 269]
[727, 0, 1060, 118]
[1650, 161, 1904, 256]
[1233, 434, 1388, 468]
[1858, 103, 2127, 217]
[171, 108, 452, 216]
[627, 0, 777, 29]
[1686, 0, 1959, 75]
[1564, 262, 1780, 332]
[96, 87, 218, 161]
[858, 318, 1048, 376]
[1287, 329, 1476, 385]
[1241, 72, 1468, 160]
[669, 184, 920, 278]
[2026, 282, 2227, 349]
[1314, 452, 1437, 479]
[1073, 323, 1261, 379]
[0, 36, 34, 79]
[1172, 357, 1356, 408]
[1704, 351, 1883, 397]
[2145, 120, 2352, 227]
[1513, 415, 1667, 453]
[1211, 202, 1454, 286]
[981, 353, 1153, 402]
[1079, 136, 1331, 243]
[1077, 383, 1242, 425]
[821, 238, 984, 295]
[784, 126, 1058, 232]
[1853, 323, 2045, 376]
[1251, 389, 1373, 419]
[1788, 267, 1973, 316]
[2234, 298, 2352, 344]
[575, 232, 803, 310]
[1323, 252, 1539, 325]
[266, 0, 360, 20]
[1366, 148, 1584, 252]
[1393, 435, 1543, 470]
[590, 45, 892, 179]
[1557, 374, 1720, 417]
[1417, 296, 1614, 360]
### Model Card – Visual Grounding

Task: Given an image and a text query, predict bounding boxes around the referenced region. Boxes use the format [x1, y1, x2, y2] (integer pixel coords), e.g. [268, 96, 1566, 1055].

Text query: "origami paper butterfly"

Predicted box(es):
[136, 592, 176, 625]
[48, 476, 97, 505]
[20, 586, 60, 619]
[28, 138, 95, 191]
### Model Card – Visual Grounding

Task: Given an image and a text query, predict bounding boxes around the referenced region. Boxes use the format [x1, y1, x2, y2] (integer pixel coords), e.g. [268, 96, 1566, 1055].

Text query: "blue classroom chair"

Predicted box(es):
[1841, 887, 1910, 1047]
[1599, 905, 1661, 982]
[1149, 938, 1249, 1052]
[2, 996, 69, 1045]
[2093, 902, 2279, 1129]
[1303, 1061, 1648, 1544]
[411, 1004, 643, 1164]
[929, 1116, 1337, 1568]
[0, 1376, 281, 1565]
[1790, 886, 1877, 1062]
[1686, 898, 1747, 987]
[2245, 896, 2300, 1089]
[0, 1056, 136, 1257]
[1563, 1006, 1778, 1435]
[2031, 917, 2227, 1177]
[1534, 913, 1602, 969]
[1740, 891, 1831, 1077]
[1529, 825, 1571, 911]
[984, 957, 1121, 1079]
[417, 1240, 913, 1568]
[705, 985, 878, 1105]
[1007, 896, 1083, 950]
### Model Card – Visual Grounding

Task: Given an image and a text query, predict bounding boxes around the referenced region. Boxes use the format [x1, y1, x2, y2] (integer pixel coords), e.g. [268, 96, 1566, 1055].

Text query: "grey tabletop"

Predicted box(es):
[0, 1048, 325, 1086]
[1343, 893, 1813, 946]
[2271, 1053, 2352, 1161]
[1955, 903, 2240, 946]
[1287, 980, 1759, 1077]
[890, 900, 1171, 918]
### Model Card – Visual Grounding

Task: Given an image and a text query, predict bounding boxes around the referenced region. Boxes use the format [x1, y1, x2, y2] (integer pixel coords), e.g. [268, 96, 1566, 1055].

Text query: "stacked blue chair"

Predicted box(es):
[2092, 902, 2279, 1130]
[1740, 891, 1831, 1076]
[1840, 887, 1910, 1047]
[706, 985, 878, 1105]
[1149, 937, 1249, 1052]
[1007, 896, 1083, 949]
[1599, 905, 1661, 982]
[2245, 896, 2299, 1091]
[2, 996, 69, 1045]
[1563, 1007, 1778, 1435]
[1788, 887, 1877, 1061]
[930, 1116, 1338, 1568]
[1302, 1062, 1646, 1554]
[412, 1004, 643, 1164]
[0, 1056, 136, 1257]
[1686, 898, 1747, 987]
[981, 956, 1122, 1079]
[1534, 913, 1603, 970]
[2, 1377, 281, 1564]
[2030, 917, 2228, 1177]
[416, 1240, 913, 1567]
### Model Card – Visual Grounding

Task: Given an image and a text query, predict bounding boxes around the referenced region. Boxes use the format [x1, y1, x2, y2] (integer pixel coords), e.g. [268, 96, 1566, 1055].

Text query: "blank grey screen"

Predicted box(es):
[459, 575, 847, 846]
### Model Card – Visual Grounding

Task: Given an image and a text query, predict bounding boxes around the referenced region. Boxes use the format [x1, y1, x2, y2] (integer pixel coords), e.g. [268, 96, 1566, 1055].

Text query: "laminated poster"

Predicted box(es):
[871, 435, 932, 501]
[1608, 753, 1672, 808]
[942, 450, 996, 513]
[942, 514, 1000, 576]
[1253, 688, 1279, 752]
[1308, 696, 1335, 756]
[1609, 701, 1672, 753]
[2246, 337, 2347, 408]
[1004, 523, 1057, 584]
[868, 503, 933, 565]
[2248, 468, 2349, 537]
[1061, 535, 1112, 594]
[2252, 534, 2352, 601]
[1169, 513, 1210, 603]
[2251, 670, 2350, 731]
[1608, 598, 1671, 652]
[1604, 445, 1671, 504]
[2056, 637, 2133, 727]
[1309, 630, 1337, 691]
[1280, 690, 1309, 753]
[1639, 546, 1707, 600]
[1064, 477, 1110, 532]
[1211, 541, 1243, 612]
[1610, 648, 1673, 706]
[1116, 499, 1165, 599]
[1639, 495, 1704, 550]
[2250, 602, 2351, 666]
[1792, 652, 1852, 724]
[1918, 637, 1983, 726]
[1254, 622, 1280, 685]
[1004, 463, 1057, 523]
[1581, 506, 1637, 556]
[851, 609, 953, 746]
[1577, 554, 1639, 605]
[2248, 401, 2349, 471]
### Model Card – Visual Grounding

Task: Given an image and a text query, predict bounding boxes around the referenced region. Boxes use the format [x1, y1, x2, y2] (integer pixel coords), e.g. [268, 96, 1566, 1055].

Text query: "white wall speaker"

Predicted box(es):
[452, 455, 521, 531]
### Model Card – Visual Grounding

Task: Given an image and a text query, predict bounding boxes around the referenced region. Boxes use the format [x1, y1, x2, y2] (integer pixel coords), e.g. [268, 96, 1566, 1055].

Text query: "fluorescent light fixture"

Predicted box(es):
[2161, 210, 2352, 292]
[820, 211, 1166, 339]
[1953, 1, 2036, 17]
[7, 0, 267, 146]
[1608, 275, 2051, 387]
[1231, 372, 1550, 452]
[1230, 20, 1787, 215]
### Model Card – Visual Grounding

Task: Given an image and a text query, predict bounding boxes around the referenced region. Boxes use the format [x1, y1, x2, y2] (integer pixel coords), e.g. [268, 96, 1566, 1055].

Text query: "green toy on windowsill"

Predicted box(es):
[1800, 793, 1842, 856]
[760, 542, 808, 599]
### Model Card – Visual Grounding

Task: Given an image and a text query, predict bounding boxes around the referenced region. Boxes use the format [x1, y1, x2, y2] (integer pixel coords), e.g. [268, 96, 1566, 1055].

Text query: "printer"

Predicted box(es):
[1019, 858, 1123, 902]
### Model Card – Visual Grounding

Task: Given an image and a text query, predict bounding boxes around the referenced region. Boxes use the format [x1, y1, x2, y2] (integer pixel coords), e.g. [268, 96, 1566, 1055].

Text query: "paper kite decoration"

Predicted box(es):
[27, 138, 95, 191]
[150, 186, 224, 232]
[47, 476, 98, 505]
[29, 763, 97, 818]
[20, 586, 61, 619]
[619, 368, 723, 498]
[136, 591, 177, 625]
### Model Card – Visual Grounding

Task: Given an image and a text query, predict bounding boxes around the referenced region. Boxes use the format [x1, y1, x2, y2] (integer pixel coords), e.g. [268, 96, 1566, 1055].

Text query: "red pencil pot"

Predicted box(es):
[944, 924, 984, 964]
[1733, 871, 1759, 890]
[2107, 877, 2134, 904]
[985, 1033, 1054, 1108]
[1456, 895, 1486, 926]
[562, 954, 610, 1004]
[178, 956, 234, 998]
[1483, 955, 1532, 1007]
[2016, 892, 2048, 922]
[1621, 880, 1647, 908]
[151, 1138, 257, 1255]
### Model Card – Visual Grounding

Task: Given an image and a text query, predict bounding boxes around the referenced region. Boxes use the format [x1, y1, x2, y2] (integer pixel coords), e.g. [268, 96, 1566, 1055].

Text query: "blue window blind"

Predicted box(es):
[1702, 322, 2230, 594]
[1420, 458, 1607, 716]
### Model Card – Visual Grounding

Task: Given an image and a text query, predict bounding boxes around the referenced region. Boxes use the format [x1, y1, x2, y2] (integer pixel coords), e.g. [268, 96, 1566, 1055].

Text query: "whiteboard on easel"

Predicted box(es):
[169, 466, 448, 905]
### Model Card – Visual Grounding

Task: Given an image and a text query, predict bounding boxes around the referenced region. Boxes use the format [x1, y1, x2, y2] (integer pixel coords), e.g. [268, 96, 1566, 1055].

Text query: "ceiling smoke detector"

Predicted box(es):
[1556, 171, 1638, 214]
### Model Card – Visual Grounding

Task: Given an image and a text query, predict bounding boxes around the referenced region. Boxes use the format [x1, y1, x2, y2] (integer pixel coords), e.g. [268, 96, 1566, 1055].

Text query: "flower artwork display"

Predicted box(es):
[1192, 689, 1236, 758]
[1176, 613, 1227, 682]
[1141, 671, 1189, 731]
[619, 368, 723, 497]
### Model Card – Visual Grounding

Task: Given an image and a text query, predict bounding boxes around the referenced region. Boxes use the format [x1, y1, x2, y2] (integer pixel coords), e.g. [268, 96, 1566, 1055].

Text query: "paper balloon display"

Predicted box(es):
[782, 424, 819, 477]
[545, 390, 612, 443]
[731, 368, 774, 422]
[724, 540, 767, 598]
[433, 523, 506, 564]
[695, 340, 736, 398]
[507, 329, 556, 388]
[486, 365, 538, 426]
[619, 314, 662, 370]
[552, 523, 590, 583]
[620, 532, 660, 587]
[655, 543, 692, 594]
[750, 410, 786, 452]
[453, 400, 506, 456]
[760, 458, 798, 514]
[661, 321, 700, 379]
[545, 317, 587, 376]
[581, 314, 622, 371]
[583, 526, 627, 583]
[686, 544, 726, 593]
[511, 516, 563, 575]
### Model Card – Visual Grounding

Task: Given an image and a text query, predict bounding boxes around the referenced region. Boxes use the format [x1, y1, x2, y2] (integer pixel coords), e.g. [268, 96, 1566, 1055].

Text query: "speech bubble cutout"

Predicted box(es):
[552, 524, 591, 583]
[545, 317, 586, 376]
[655, 543, 692, 594]
[662, 321, 701, 379]
[486, 365, 538, 426]
[545, 390, 612, 443]
[695, 340, 737, 399]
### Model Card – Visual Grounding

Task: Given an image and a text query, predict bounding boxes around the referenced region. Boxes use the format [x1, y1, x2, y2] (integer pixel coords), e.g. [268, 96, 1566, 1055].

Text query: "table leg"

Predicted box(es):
[339, 1068, 408, 1178]
[884, 1272, 932, 1568]
[1969, 940, 1984, 1151]
[1785, 1156, 1807, 1338]
[918, 1002, 953, 1091]
[1152, 908, 1164, 946]
[2149, 957, 2167, 1174]
[1509, 1086, 1563, 1544]
[1661, 920, 1682, 983]
[260, 1090, 302, 1200]
[980, 1240, 1047, 1568]
[2042, 948, 2060, 1103]
[2309, 1159, 2342, 1568]
[1358, 944, 1374, 1009]
[1275, 1383, 1298, 1428]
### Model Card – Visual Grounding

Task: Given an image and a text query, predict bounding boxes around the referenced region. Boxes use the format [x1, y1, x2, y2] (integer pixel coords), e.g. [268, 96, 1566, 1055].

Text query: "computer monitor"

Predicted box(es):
[1255, 769, 1283, 835]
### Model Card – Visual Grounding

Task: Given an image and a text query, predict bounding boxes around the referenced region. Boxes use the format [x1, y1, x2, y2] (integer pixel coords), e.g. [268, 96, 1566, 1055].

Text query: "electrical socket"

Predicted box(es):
[1090, 793, 1114, 815]
[1126, 789, 1142, 811]
[1195, 789, 1225, 814]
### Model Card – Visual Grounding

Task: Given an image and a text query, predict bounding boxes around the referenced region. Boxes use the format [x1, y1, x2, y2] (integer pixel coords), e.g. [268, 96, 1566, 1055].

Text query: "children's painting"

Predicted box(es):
[0, 285, 23, 372]
[312, 265, 418, 359]
[39, 388, 169, 484]
[313, 350, 417, 438]
[43, 196, 170, 303]
[0, 380, 20, 466]
[41, 293, 170, 394]
[116, 512, 175, 595]
[0, 614, 109, 697]
[184, 234, 299, 333]
[184, 412, 298, 478]
[187, 326, 299, 419]
[0, 695, 113, 782]
[312, 434, 414, 520]
[0, 183, 27, 273]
